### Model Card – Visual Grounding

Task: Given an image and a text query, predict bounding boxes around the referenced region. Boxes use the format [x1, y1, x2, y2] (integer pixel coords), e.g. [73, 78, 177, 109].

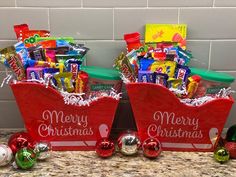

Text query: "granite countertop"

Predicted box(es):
[0, 129, 236, 177]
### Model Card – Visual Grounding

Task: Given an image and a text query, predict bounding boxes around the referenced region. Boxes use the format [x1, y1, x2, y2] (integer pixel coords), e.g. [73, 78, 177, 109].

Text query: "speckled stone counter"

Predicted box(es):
[0, 129, 236, 177]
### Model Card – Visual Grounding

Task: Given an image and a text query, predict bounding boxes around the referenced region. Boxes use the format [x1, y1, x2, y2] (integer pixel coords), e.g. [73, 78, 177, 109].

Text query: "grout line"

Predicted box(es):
[81, 0, 83, 8]
[213, 0, 216, 7]
[1, 7, 236, 9]
[147, 0, 149, 8]
[208, 41, 212, 70]
[0, 100, 16, 102]
[0, 40, 17, 42]
[47, 8, 50, 31]
[178, 8, 180, 24]
[14, 0, 17, 7]
[113, 8, 115, 40]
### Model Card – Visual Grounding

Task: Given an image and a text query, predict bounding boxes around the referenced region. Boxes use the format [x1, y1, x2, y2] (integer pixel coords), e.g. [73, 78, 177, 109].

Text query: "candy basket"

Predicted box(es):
[11, 82, 119, 151]
[126, 83, 234, 152]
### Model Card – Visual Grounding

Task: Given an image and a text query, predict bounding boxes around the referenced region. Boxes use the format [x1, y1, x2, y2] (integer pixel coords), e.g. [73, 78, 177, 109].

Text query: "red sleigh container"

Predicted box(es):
[11, 82, 119, 151]
[126, 83, 234, 152]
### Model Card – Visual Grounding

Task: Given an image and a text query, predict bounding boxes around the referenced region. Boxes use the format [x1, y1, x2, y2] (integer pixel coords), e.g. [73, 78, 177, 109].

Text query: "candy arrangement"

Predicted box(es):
[114, 24, 235, 105]
[0, 24, 121, 102]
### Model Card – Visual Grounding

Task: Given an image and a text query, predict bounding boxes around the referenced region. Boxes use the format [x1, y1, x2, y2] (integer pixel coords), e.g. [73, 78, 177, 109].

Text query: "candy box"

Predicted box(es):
[145, 24, 187, 49]
[126, 83, 234, 152]
[11, 82, 119, 151]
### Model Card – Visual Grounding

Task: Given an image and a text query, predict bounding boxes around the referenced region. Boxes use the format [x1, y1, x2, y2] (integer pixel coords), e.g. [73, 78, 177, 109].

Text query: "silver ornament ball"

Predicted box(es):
[34, 142, 52, 160]
[117, 131, 141, 156]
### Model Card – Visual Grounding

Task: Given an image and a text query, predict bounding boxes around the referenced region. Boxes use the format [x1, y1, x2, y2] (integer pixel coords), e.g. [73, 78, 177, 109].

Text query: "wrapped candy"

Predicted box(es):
[114, 53, 136, 83]
[54, 72, 74, 92]
[14, 24, 50, 48]
[0, 46, 26, 81]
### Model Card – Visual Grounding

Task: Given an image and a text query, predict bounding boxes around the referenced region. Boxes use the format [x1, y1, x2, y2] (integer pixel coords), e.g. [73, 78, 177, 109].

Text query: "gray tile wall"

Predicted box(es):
[0, 0, 235, 128]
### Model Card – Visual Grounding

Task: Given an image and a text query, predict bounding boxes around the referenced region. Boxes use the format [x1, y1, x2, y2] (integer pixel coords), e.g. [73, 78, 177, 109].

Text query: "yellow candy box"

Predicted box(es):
[145, 24, 187, 48]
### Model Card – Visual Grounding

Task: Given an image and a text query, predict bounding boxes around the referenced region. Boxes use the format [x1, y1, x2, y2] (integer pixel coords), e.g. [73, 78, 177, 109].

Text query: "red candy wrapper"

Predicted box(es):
[124, 32, 142, 52]
[14, 24, 50, 48]
[75, 71, 89, 93]
[14, 24, 29, 41]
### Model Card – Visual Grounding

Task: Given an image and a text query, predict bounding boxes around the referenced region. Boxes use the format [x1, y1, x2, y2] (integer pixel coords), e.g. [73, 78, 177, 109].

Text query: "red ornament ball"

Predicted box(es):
[95, 138, 115, 158]
[8, 132, 35, 154]
[142, 138, 162, 159]
[225, 142, 236, 159]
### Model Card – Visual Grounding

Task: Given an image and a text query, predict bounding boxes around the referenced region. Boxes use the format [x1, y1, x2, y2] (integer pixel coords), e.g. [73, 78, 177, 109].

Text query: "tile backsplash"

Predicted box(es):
[0, 0, 235, 128]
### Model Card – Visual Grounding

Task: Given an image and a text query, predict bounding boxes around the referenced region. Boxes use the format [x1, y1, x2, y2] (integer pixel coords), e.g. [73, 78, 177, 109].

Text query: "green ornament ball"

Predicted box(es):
[15, 148, 37, 170]
[226, 125, 236, 142]
[214, 147, 230, 164]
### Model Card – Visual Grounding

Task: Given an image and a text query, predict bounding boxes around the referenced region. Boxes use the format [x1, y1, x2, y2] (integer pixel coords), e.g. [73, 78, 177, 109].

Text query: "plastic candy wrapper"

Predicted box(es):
[0, 46, 26, 80]
[65, 59, 82, 81]
[154, 72, 168, 87]
[114, 52, 136, 82]
[174, 64, 191, 83]
[138, 71, 154, 83]
[26, 67, 43, 80]
[168, 78, 183, 89]
[28, 46, 45, 61]
[45, 49, 56, 63]
[54, 72, 74, 92]
[14, 24, 50, 48]
[187, 75, 201, 98]
[139, 58, 155, 71]
[75, 71, 88, 93]
[150, 60, 177, 77]
[124, 32, 142, 52]
[14, 41, 31, 68]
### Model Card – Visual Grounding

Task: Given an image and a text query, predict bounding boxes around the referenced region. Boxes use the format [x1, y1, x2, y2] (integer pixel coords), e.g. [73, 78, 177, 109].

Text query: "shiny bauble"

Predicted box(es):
[117, 130, 141, 156]
[225, 142, 236, 159]
[34, 142, 52, 160]
[142, 138, 162, 159]
[8, 132, 35, 154]
[95, 138, 115, 158]
[15, 148, 37, 170]
[214, 147, 230, 164]
[226, 125, 236, 142]
[0, 144, 13, 166]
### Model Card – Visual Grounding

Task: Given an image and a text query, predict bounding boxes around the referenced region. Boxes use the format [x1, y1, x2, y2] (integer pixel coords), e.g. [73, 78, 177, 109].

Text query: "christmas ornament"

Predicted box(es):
[226, 125, 236, 142]
[214, 147, 230, 163]
[8, 132, 35, 154]
[95, 138, 115, 158]
[34, 142, 52, 160]
[0, 144, 13, 166]
[224, 142, 236, 159]
[15, 148, 37, 170]
[142, 138, 162, 159]
[117, 130, 141, 156]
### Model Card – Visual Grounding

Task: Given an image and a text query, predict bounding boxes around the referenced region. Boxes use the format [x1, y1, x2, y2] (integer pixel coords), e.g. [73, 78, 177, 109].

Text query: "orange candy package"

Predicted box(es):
[14, 24, 50, 48]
